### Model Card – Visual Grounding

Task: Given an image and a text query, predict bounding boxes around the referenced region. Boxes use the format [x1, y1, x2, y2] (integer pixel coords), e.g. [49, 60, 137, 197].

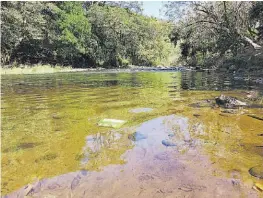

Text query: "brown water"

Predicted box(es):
[1, 71, 263, 197]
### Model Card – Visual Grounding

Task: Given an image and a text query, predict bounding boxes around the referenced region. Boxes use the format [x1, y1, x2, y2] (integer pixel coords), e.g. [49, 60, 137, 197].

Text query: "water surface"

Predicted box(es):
[1, 71, 263, 196]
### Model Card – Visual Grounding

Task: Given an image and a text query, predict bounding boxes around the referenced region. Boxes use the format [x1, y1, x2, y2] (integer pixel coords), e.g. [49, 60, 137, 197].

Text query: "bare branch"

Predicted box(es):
[244, 36, 262, 50]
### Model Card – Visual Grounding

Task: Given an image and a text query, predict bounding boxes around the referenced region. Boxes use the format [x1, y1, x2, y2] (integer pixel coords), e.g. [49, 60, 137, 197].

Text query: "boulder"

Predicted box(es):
[215, 95, 247, 108]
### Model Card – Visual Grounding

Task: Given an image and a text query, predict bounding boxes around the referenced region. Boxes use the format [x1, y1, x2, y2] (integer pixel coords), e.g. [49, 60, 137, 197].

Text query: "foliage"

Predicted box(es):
[1, 2, 47, 63]
[249, 2, 263, 43]
[1, 1, 176, 68]
[164, 1, 263, 68]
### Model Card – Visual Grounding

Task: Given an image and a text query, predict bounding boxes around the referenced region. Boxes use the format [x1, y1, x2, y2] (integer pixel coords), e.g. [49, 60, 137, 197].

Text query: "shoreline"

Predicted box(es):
[0, 64, 219, 75]
[0, 65, 188, 75]
[1, 66, 262, 85]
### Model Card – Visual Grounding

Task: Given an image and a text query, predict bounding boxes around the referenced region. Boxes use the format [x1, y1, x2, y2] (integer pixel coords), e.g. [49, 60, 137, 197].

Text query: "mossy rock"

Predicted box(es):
[249, 166, 263, 179]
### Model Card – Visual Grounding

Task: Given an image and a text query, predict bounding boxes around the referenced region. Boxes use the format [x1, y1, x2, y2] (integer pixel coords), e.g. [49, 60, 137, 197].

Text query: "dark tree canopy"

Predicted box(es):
[1, 1, 176, 67]
[1, 1, 262, 70]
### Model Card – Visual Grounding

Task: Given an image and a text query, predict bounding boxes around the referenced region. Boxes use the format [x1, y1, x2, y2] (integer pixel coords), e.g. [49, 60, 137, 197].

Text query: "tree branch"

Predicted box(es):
[243, 36, 262, 50]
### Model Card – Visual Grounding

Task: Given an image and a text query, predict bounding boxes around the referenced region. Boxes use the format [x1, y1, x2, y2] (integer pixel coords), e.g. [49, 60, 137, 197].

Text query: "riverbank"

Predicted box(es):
[0, 64, 189, 75]
[1, 64, 262, 86]
[1, 65, 78, 75]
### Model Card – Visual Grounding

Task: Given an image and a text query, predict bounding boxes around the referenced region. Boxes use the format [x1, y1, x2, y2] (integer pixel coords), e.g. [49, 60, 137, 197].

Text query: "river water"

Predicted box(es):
[1, 71, 263, 197]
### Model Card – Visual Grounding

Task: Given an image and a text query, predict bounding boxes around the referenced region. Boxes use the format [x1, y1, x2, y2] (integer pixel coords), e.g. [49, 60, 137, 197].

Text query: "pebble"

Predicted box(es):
[162, 140, 176, 147]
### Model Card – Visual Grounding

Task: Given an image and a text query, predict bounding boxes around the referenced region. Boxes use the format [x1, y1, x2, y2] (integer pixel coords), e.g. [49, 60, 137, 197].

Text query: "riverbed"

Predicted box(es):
[1, 71, 263, 197]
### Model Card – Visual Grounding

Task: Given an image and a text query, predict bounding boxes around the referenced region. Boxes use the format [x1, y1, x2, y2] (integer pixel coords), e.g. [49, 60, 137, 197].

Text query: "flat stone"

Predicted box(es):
[98, 119, 126, 129]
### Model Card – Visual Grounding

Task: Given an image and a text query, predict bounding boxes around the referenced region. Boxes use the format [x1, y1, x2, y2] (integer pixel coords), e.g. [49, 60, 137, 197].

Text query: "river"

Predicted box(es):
[1, 71, 263, 197]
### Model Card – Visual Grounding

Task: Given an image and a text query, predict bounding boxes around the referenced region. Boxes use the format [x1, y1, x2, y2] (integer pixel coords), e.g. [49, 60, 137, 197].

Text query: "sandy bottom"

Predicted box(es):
[5, 115, 260, 198]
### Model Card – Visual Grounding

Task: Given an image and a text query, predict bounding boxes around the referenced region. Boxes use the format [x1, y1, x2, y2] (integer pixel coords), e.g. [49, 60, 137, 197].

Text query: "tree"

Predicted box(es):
[1, 1, 46, 64]
[163, 1, 262, 67]
[1, 1, 177, 67]
[54, 2, 96, 66]
[249, 2, 263, 44]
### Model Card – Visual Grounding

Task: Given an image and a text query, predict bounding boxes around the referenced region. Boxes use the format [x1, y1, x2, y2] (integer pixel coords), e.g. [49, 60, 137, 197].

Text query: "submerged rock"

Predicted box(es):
[247, 114, 263, 121]
[129, 108, 153, 113]
[162, 140, 176, 147]
[168, 133, 175, 137]
[253, 183, 263, 192]
[189, 100, 213, 108]
[71, 175, 81, 190]
[215, 94, 247, 108]
[98, 119, 126, 129]
[52, 113, 62, 119]
[221, 109, 238, 114]
[249, 166, 263, 179]
[128, 132, 147, 141]
[193, 114, 201, 117]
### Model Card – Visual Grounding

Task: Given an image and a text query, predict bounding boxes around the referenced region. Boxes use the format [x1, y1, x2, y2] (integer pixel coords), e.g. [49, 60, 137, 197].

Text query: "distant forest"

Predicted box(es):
[1, 1, 262, 70]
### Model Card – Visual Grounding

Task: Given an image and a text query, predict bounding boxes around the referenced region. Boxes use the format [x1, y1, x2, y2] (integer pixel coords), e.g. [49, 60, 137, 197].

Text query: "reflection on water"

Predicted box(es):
[179, 71, 263, 91]
[1, 71, 263, 195]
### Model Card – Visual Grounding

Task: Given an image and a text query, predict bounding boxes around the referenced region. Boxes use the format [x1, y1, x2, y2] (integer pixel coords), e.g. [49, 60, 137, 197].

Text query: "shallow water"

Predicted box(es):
[1, 71, 263, 196]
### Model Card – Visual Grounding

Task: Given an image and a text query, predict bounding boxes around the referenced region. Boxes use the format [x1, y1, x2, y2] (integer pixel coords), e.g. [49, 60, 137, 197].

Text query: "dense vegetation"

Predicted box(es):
[1, 1, 177, 68]
[163, 1, 263, 71]
[1, 1, 263, 71]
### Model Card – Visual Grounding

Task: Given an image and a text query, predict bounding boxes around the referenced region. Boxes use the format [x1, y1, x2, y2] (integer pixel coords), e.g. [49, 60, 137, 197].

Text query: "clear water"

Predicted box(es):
[1, 71, 263, 195]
